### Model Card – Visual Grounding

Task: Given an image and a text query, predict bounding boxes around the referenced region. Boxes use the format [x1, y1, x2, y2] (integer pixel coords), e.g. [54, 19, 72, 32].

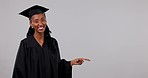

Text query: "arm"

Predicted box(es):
[52, 38, 72, 78]
[12, 41, 26, 78]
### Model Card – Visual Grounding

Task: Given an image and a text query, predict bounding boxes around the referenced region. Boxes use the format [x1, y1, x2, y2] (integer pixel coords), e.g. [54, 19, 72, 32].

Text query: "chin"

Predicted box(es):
[37, 30, 45, 33]
[39, 31, 45, 33]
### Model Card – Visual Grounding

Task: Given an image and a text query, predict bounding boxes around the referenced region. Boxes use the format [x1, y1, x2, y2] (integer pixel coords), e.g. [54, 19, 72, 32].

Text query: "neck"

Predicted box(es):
[34, 31, 44, 37]
[33, 32, 44, 47]
[34, 32, 44, 41]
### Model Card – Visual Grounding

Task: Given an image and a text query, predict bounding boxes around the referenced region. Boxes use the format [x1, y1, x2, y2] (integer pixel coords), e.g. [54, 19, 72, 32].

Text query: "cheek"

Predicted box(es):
[34, 23, 38, 27]
[42, 21, 47, 25]
[31, 22, 38, 28]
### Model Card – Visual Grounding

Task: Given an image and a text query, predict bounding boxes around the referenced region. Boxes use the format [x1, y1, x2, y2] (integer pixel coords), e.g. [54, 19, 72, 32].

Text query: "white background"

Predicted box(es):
[0, 0, 148, 78]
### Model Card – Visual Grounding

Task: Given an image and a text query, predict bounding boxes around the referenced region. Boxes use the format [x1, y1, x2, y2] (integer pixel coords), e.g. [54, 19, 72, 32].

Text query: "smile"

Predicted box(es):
[38, 26, 45, 30]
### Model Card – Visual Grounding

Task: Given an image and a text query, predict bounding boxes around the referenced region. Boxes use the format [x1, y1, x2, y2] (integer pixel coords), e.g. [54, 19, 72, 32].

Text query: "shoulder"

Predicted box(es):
[20, 36, 34, 46]
[51, 37, 57, 42]
[46, 37, 59, 46]
[50, 37, 59, 44]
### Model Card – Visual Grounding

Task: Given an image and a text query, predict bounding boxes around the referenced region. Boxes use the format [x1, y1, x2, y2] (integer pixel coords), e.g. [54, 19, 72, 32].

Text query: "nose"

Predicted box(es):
[38, 21, 43, 26]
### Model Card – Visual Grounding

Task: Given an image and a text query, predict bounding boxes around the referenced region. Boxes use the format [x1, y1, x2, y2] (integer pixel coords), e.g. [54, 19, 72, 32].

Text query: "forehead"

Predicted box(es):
[31, 13, 45, 20]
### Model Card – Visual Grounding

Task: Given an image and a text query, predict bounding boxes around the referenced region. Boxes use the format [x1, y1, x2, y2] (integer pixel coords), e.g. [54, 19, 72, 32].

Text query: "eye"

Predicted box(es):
[33, 19, 39, 23]
[35, 21, 38, 23]
[41, 18, 46, 22]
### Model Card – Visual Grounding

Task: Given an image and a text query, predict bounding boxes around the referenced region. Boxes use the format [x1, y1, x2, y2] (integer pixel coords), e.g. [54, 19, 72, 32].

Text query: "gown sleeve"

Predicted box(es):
[52, 38, 72, 78]
[12, 40, 26, 78]
[58, 59, 72, 78]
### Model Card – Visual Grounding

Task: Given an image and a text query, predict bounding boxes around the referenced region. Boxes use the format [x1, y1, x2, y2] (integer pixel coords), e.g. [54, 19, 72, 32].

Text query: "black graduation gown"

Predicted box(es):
[12, 35, 72, 78]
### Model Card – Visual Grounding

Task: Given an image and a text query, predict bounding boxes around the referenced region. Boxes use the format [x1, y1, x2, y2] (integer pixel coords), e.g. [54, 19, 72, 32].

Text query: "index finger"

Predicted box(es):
[81, 58, 91, 61]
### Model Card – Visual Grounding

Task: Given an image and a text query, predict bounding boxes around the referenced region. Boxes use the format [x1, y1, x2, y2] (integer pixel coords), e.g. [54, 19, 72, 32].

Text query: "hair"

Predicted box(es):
[26, 25, 51, 38]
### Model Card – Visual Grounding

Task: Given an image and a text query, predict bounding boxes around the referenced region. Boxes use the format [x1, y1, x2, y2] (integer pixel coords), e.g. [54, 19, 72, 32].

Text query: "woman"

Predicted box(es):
[12, 5, 90, 78]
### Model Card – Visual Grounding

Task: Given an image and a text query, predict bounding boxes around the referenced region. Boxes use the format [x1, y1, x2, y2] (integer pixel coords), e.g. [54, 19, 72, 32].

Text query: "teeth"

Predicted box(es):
[38, 27, 44, 30]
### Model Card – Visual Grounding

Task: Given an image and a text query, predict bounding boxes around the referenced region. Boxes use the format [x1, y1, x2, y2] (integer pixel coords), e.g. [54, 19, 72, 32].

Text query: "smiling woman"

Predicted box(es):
[12, 5, 90, 78]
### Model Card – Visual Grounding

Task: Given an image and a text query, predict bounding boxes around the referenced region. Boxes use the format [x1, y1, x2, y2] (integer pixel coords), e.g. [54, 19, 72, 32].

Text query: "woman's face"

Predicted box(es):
[30, 13, 47, 34]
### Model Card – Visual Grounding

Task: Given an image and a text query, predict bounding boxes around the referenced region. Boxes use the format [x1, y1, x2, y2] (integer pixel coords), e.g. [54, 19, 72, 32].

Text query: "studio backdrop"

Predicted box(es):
[0, 0, 148, 78]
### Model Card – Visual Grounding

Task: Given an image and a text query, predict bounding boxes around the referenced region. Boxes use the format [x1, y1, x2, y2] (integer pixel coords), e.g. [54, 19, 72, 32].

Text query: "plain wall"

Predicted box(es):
[0, 0, 148, 78]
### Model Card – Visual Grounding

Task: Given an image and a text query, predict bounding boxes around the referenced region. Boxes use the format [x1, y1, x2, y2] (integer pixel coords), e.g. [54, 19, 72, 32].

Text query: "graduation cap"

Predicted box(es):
[19, 5, 49, 19]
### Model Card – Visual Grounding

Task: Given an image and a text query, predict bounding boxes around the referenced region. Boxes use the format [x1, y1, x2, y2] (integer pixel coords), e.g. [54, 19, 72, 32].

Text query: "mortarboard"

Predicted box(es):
[19, 5, 49, 19]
